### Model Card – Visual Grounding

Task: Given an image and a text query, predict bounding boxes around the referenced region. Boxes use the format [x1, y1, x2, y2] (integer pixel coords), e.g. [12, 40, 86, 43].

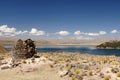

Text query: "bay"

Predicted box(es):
[5, 46, 120, 56]
[37, 46, 120, 56]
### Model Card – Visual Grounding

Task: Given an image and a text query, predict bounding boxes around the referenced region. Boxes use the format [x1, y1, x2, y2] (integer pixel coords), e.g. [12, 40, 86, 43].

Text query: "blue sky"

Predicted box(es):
[0, 0, 120, 39]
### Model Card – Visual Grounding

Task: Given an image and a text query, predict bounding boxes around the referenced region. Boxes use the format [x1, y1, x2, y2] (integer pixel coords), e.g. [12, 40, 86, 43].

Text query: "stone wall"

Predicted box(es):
[12, 39, 37, 59]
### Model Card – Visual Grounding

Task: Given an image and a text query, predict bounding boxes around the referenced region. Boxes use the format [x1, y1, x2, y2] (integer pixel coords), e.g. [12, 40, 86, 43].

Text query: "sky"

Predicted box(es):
[0, 0, 120, 40]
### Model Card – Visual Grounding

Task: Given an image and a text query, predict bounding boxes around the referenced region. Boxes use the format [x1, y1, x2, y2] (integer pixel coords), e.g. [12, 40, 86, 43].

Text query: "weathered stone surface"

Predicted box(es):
[99, 73, 104, 78]
[1, 64, 11, 70]
[12, 39, 37, 59]
[58, 70, 68, 77]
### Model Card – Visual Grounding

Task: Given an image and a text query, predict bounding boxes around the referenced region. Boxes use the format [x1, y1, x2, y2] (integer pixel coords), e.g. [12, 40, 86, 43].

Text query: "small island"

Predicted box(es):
[96, 40, 120, 49]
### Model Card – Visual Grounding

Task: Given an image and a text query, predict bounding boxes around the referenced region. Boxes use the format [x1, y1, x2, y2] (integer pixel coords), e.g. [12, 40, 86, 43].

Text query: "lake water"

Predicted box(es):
[37, 46, 120, 56]
[6, 46, 120, 56]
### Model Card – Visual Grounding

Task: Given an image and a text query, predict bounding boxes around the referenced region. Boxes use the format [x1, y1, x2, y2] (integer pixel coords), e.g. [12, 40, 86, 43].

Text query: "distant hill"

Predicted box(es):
[0, 38, 53, 46]
[96, 40, 120, 49]
[0, 39, 15, 46]
[0, 37, 120, 46]
[0, 45, 8, 54]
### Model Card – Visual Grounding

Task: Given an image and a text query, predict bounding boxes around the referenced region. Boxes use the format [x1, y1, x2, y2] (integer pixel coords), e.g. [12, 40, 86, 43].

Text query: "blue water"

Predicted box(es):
[37, 46, 120, 56]
[5, 46, 120, 56]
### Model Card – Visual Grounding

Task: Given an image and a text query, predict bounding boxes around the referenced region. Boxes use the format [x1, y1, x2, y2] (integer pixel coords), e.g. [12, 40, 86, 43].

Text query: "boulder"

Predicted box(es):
[1, 64, 11, 70]
[58, 70, 68, 77]
[12, 39, 37, 59]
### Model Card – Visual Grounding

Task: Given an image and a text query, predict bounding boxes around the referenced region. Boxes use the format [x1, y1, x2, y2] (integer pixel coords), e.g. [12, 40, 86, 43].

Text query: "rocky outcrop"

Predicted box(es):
[96, 40, 120, 49]
[12, 39, 37, 59]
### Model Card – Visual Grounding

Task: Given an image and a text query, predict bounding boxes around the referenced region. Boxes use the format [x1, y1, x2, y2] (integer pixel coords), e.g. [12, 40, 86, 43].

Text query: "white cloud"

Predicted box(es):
[75, 36, 93, 40]
[74, 31, 106, 36]
[79, 32, 99, 36]
[74, 31, 81, 35]
[0, 25, 108, 38]
[0, 25, 29, 37]
[0, 25, 21, 36]
[57, 31, 70, 36]
[110, 29, 118, 33]
[81, 32, 87, 35]
[22, 30, 28, 34]
[87, 33, 99, 36]
[0, 25, 46, 37]
[29, 28, 45, 36]
[0, 25, 16, 33]
[99, 31, 106, 35]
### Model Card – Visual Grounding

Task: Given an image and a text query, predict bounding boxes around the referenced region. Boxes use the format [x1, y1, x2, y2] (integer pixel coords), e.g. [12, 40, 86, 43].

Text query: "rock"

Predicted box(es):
[12, 39, 37, 59]
[1, 66, 10, 70]
[68, 71, 74, 77]
[40, 56, 47, 61]
[74, 75, 83, 80]
[82, 60, 88, 63]
[99, 73, 104, 78]
[1, 64, 11, 70]
[21, 64, 38, 72]
[84, 65, 90, 70]
[111, 68, 119, 73]
[72, 64, 90, 70]
[23, 67, 38, 72]
[0, 61, 4, 66]
[1, 58, 13, 64]
[0, 56, 4, 60]
[58, 70, 68, 77]
[34, 58, 41, 63]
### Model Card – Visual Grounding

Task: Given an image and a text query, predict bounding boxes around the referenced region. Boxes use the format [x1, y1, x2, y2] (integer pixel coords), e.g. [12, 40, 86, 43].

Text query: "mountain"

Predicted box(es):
[0, 37, 120, 46]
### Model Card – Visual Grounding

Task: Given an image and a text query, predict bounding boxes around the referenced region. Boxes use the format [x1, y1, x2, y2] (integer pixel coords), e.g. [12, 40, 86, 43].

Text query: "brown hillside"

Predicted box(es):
[0, 45, 8, 53]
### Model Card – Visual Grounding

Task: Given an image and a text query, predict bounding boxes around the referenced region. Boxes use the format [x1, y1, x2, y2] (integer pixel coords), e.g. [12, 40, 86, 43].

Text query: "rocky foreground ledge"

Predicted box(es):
[0, 52, 120, 80]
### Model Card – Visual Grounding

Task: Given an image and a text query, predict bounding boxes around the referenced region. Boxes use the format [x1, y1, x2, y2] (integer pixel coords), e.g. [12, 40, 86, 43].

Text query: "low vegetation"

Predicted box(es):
[96, 40, 120, 49]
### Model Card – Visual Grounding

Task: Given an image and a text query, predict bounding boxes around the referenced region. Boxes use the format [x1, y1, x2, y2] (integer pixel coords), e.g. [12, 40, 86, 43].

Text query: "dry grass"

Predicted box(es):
[0, 45, 8, 53]
[117, 72, 120, 77]
[49, 64, 54, 68]
[88, 70, 93, 76]
[104, 75, 111, 80]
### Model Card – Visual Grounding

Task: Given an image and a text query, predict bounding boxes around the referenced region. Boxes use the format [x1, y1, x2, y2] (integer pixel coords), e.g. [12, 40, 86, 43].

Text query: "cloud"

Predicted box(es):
[87, 33, 99, 36]
[110, 29, 118, 33]
[75, 36, 93, 40]
[0, 25, 107, 38]
[74, 31, 98, 36]
[86, 31, 106, 36]
[29, 28, 45, 36]
[99, 31, 106, 35]
[0, 25, 46, 37]
[0, 25, 16, 33]
[74, 31, 81, 35]
[74, 30, 106, 36]
[0, 25, 23, 36]
[56, 31, 70, 36]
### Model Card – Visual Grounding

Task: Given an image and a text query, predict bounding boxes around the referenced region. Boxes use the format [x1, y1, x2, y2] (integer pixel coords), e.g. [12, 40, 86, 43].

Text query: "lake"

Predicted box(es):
[6, 46, 120, 56]
[37, 46, 120, 56]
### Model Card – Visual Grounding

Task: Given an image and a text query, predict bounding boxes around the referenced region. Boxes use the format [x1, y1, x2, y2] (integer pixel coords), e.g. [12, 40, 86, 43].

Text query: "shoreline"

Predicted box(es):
[3, 44, 97, 47]
[36, 44, 97, 47]
[96, 47, 120, 50]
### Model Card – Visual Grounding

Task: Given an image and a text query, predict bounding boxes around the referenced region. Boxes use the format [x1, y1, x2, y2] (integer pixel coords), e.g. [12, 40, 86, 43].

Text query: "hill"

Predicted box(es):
[96, 40, 120, 49]
[0, 45, 8, 53]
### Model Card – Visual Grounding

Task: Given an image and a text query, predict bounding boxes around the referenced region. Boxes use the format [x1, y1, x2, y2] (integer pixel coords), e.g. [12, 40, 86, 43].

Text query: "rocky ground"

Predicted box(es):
[0, 52, 120, 80]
